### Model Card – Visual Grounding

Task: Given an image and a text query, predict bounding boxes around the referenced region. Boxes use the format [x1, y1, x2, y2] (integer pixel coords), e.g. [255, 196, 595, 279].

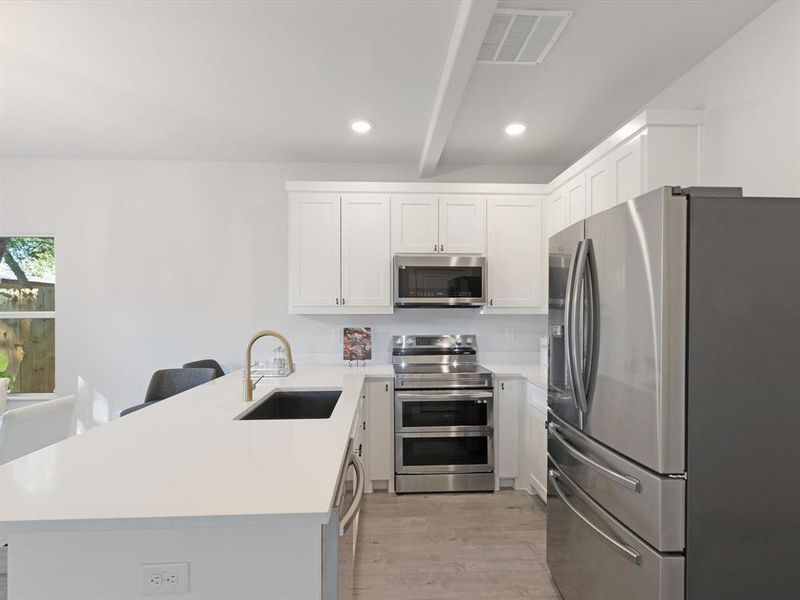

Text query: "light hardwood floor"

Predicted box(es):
[0, 491, 559, 600]
[354, 490, 560, 600]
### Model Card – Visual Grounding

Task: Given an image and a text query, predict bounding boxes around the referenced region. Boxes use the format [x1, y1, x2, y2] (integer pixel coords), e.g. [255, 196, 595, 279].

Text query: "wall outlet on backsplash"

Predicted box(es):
[504, 327, 516, 342]
[330, 328, 340, 343]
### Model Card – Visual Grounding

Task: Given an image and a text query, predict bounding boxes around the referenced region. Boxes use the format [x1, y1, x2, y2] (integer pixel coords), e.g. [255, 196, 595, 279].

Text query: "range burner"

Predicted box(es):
[392, 334, 493, 389]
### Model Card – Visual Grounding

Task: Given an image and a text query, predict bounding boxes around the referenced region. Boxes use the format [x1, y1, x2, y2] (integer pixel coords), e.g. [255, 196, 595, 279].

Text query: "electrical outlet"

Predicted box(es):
[141, 563, 190, 595]
[505, 327, 516, 342]
[331, 327, 340, 343]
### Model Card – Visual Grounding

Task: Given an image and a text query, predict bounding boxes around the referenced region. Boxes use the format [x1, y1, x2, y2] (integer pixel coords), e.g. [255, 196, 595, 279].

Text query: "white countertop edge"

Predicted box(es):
[0, 511, 332, 538]
[483, 363, 548, 389]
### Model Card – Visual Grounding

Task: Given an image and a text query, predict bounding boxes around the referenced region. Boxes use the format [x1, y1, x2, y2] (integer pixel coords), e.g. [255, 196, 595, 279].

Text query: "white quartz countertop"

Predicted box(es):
[484, 363, 548, 389]
[0, 365, 394, 534]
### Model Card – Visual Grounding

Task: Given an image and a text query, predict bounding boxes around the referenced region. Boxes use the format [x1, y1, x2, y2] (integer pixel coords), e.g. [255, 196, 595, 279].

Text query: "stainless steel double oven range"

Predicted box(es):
[393, 335, 495, 493]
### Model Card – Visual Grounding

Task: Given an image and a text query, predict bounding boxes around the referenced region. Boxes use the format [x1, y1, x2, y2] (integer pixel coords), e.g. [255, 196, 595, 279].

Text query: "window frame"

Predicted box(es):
[0, 233, 57, 401]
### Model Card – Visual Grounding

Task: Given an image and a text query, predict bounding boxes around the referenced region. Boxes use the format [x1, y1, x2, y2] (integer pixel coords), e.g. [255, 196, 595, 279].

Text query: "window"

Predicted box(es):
[0, 237, 56, 396]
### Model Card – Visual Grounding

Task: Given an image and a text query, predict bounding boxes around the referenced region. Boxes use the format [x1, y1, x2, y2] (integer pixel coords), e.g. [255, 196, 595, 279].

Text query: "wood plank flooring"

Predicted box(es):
[354, 490, 560, 600]
[0, 491, 559, 600]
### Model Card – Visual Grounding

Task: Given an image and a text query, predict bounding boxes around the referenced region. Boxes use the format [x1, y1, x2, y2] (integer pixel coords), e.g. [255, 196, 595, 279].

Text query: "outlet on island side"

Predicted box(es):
[141, 562, 190, 595]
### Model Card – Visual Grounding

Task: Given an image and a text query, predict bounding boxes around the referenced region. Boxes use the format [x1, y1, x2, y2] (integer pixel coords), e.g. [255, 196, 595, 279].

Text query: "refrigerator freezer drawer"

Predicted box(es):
[548, 411, 685, 552]
[547, 461, 684, 600]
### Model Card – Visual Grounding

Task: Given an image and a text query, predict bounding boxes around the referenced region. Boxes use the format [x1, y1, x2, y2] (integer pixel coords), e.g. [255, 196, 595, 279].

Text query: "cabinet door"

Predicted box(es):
[546, 190, 567, 238]
[486, 196, 544, 310]
[566, 173, 587, 225]
[528, 384, 548, 502]
[586, 156, 613, 216]
[610, 135, 643, 206]
[367, 380, 393, 483]
[341, 194, 391, 309]
[289, 193, 341, 309]
[391, 194, 439, 254]
[438, 195, 486, 254]
[497, 378, 520, 479]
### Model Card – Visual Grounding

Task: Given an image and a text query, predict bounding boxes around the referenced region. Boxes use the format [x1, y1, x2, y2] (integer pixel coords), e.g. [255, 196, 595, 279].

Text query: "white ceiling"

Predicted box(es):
[0, 0, 774, 172]
[441, 0, 775, 166]
[0, 0, 457, 162]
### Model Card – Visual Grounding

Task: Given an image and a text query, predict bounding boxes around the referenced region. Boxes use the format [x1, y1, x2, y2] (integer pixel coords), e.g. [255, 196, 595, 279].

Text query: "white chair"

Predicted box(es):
[0, 395, 77, 465]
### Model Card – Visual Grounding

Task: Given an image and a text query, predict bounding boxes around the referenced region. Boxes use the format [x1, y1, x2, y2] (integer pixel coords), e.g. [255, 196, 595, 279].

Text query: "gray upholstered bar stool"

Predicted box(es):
[182, 359, 225, 379]
[119, 368, 215, 417]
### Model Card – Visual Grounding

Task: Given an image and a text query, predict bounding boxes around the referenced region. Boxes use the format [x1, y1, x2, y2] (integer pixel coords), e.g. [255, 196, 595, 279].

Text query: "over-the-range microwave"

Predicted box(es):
[393, 255, 486, 308]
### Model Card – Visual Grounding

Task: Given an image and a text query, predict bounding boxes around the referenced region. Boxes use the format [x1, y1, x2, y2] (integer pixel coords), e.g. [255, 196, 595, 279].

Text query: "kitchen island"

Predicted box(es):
[0, 366, 391, 599]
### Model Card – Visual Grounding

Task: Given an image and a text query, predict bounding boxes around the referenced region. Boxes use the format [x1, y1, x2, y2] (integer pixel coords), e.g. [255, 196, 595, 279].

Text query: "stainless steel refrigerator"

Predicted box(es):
[546, 186, 800, 600]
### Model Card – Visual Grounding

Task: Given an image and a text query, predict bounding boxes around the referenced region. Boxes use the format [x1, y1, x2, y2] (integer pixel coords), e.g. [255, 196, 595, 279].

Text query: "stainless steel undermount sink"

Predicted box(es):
[236, 390, 341, 420]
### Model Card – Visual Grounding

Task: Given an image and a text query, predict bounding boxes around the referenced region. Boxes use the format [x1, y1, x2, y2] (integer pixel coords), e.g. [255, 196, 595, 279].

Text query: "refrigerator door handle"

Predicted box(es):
[549, 422, 641, 492]
[563, 240, 582, 413]
[583, 239, 600, 405]
[568, 241, 590, 413]
[549, 468, 642, 566]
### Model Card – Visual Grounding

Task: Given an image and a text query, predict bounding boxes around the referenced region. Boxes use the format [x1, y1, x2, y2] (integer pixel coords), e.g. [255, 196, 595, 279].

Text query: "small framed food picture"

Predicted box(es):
[343, 327, 372, 365]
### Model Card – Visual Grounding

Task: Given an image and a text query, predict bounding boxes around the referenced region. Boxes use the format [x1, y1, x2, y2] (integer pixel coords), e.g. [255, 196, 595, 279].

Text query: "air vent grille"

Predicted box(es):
[478, 9, 572, 65]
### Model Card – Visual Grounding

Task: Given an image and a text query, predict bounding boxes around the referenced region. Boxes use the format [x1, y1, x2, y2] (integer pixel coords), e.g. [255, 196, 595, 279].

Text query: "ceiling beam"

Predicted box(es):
[418, 0, 497, 178]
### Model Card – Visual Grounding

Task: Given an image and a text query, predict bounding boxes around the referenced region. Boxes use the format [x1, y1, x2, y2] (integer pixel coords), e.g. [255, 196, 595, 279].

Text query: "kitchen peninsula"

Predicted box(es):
[0, 366, 391, 599]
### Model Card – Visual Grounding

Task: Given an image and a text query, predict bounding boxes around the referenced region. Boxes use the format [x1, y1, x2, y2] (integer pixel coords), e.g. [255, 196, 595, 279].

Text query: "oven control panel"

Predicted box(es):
[392, 334, 477, 353]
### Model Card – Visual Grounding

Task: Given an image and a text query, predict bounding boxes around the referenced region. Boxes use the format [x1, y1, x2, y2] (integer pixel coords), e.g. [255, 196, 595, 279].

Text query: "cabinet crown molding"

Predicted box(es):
[285, 181, 548, 195]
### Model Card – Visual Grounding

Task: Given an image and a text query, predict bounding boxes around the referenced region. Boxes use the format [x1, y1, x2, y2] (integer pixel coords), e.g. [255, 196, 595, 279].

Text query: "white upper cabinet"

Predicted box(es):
[586, 156, 613, 215]
[341, 194, 391, 309]
[566, 173, 587, 225]
[546, 189, 567, 239]
[391, 194, 439, 254]
[289, 192, 392, 314]
[438, 195, 486, 254]
[486, 196, 544, 311]
[391, 194, 486, 254]
[288, 193, 340, 309]
[610, 134, 643, 206]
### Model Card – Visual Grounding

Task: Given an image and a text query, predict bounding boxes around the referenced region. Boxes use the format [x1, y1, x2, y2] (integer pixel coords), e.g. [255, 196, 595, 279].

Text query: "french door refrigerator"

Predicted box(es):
[546, 187, 800, 600]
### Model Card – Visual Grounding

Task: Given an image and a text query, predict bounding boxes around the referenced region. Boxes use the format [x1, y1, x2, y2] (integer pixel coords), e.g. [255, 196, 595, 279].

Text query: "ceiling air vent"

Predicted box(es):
[477, 9, 572, 65]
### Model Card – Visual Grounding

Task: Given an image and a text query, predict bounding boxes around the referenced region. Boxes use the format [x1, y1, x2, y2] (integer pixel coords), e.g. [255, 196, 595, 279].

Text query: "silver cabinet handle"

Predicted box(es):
[340, 452, 365, 536]
[434, 244, 438, 252]
[336, 298, 339, 305]
[440, 244, 444, 252]
[342, 298, 346, 305]
[549, 422, 641, 492]
[549, 468, 642, 565]
[489, 299, 493, 306]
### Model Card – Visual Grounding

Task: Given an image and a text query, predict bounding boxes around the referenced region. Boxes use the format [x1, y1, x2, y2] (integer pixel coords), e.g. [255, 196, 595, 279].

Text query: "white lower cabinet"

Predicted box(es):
[497, 377, 521, 481]
[365, 378, 393, 492]
[497, 376, 548, 500]
[527, 382, 548, 502]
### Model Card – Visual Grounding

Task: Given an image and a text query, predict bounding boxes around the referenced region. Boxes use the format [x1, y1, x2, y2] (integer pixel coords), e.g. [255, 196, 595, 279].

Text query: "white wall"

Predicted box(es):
[0, 159, 551, 429]
[646, 0, 800, 197]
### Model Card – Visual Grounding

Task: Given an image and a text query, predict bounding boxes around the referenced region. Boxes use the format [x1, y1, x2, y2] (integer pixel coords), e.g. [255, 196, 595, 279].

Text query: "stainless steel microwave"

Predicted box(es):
[393, 255, 486, 307]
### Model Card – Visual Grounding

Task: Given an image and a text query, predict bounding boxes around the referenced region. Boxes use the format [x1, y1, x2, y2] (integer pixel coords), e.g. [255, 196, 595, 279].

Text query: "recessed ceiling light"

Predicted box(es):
[505, 122, 527, 136]
[350, 119, 373, 134]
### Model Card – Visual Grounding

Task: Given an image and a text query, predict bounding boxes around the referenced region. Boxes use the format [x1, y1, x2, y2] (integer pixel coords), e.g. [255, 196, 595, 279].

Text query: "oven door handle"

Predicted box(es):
[395, 390, 493, 400]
